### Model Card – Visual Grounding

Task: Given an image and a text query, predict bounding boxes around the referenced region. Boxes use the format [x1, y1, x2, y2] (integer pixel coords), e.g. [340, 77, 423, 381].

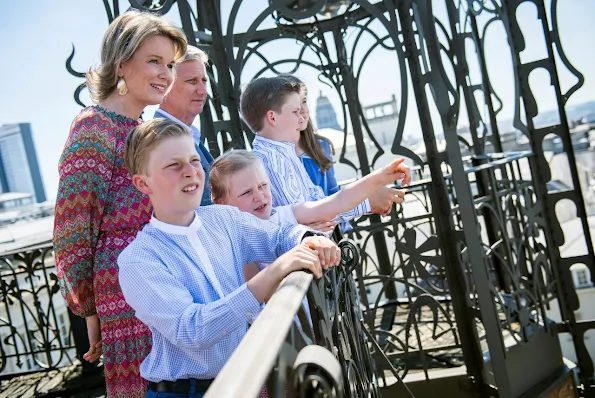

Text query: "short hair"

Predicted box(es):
[87, 11, 188, 102]
[124, 118, 191, 176]
[278, 73, 307, 97]
[209, 150, 263, 203]
[239, 76, 301, 132]
[175, 45, 209, 68]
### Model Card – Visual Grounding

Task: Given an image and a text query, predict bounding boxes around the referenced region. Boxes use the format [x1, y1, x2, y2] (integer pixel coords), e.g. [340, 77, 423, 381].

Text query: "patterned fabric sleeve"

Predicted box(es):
[53, 114, 113, 317]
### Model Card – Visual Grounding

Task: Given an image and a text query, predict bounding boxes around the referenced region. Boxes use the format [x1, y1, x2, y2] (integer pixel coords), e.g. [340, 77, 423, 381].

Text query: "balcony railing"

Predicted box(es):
[0, 240, 105, 397]
[206, 238, 412, 398]
[0, 241, 76, 376]
[0, 152, 590, 397]
[207, 151, 584, 397]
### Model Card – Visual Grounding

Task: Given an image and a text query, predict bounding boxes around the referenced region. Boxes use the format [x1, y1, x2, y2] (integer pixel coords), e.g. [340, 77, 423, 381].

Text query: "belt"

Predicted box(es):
[148, 379, 214, 394]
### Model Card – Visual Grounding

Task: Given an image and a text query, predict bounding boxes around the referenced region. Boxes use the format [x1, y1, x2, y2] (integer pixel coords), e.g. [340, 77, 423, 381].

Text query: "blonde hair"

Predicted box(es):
[209, 150, 263, 203]
[124, 118, 191, 175]
[87, 11, 187, 102]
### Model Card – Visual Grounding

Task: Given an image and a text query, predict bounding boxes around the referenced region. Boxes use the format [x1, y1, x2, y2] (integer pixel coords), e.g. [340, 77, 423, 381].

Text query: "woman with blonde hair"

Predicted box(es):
[53, 11, 187, 398]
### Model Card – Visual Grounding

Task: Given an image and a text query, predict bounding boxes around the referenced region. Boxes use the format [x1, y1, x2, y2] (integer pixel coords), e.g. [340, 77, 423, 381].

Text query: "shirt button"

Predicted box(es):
[246, 312, 253, 318]
[221, 330, 227, 337]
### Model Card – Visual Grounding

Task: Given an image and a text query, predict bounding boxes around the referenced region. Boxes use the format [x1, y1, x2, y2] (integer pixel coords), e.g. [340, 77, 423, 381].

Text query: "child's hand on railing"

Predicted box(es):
[270, 245, 322, 280]
[301, 236, 341, 270]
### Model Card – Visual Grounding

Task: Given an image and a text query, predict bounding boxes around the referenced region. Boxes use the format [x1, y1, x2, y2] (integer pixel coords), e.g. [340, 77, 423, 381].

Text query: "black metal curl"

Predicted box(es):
[65, 45, 85, 79]
[339, 238, 360, 274]
[73, 84, 87, 108]
[101, 0, 118, 22]
[65, 45, 87, 108]
[270, 0, 328, 21]
[293, 345, 343, 398]
[128, 0, 177, 15]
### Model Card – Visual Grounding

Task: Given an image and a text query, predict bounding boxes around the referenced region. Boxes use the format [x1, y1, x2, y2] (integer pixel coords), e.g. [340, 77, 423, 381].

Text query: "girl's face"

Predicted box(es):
[221, 164, 273, 220]
[299, 90, 310, 129]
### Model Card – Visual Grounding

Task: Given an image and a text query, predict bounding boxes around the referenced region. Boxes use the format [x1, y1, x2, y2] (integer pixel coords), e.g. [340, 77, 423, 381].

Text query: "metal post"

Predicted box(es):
[334, 25, 398, 302]
[501, 0, 595, 394]
[395, 0, 496, 393]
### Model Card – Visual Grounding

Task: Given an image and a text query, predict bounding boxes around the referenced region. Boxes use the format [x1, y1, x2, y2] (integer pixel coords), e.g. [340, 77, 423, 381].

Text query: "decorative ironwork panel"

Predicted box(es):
[0, 244, 76, 376]
[66, 1, 595, 397]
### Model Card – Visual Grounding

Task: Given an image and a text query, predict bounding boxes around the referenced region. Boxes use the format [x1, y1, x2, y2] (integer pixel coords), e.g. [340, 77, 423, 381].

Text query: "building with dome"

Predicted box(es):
[315, 91, 342, 131]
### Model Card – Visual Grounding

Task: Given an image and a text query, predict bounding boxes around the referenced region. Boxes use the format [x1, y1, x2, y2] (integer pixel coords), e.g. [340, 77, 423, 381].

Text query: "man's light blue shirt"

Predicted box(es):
[251, 135, 370, 223]
[118, 205, 311, 382]
[154, 109, 214, 206]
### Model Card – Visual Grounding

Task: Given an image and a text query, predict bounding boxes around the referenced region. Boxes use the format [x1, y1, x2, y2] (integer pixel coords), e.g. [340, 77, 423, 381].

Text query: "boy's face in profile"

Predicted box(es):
[269, 92, 305, 143]
[222, 164, 273, 220]
[134, 135, 205, 224]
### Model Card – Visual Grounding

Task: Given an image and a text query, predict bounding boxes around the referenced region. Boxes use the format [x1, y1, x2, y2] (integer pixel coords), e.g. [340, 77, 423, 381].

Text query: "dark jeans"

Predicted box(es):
[145, 392, 204, 398]
[145, 379, 207, 398]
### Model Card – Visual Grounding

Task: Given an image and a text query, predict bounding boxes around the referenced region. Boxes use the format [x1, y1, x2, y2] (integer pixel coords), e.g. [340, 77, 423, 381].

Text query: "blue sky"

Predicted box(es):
[1, 0, 594, 200]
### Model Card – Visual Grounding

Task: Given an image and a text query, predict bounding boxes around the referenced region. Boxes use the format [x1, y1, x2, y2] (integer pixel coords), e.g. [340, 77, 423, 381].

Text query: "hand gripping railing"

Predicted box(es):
[205, 239, 372, 398]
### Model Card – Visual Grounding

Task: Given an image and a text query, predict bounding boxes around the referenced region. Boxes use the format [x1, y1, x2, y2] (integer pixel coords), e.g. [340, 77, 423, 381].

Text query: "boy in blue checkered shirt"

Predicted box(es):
[242, 76, 409, 225]
[117, 118, 340, 397]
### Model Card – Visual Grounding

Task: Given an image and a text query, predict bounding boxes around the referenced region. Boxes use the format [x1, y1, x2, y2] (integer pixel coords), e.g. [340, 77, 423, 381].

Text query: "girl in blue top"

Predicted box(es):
[279, 74, 348, 232]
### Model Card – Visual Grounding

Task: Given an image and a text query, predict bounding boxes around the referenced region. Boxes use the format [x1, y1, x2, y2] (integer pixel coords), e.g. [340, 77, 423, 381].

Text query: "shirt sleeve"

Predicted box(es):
[307, 180, 327, 202]
[118, 208, 312, 350]
[53, 114, 113, 317]
[332, 199, 371, 223]
[119, 256, 262, 350]
[318, 140, 370, 222]
[254, 151, 307, 207]
[226, 206, 310, 265]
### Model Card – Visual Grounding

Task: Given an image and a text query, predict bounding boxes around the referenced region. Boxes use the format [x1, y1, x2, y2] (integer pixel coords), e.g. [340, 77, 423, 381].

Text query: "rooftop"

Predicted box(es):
[0, 216, 54, 253]
[0, 192, 33, 202]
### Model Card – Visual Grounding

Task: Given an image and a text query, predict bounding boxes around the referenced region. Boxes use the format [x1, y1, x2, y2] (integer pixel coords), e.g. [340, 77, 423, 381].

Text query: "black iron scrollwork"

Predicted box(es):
[68, 1, 594, 396]
[0, 244, 76, 376]
[292, 345, 343, 397]
[128, 0, 176, 14]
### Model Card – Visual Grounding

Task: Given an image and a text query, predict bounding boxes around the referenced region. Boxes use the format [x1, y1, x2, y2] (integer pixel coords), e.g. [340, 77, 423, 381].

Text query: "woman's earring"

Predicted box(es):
[117, 78, 128, 96]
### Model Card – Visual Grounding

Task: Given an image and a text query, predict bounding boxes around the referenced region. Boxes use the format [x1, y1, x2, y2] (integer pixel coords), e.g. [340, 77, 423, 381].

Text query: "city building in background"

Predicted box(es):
[0, 123, 46, 203]
[362, 94, 399, 146]
[315, 91, 342, 130]
[315, 93, 401, 148]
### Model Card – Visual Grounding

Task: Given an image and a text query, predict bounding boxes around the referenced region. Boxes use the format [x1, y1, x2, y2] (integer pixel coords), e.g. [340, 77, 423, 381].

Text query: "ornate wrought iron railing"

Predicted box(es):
[66, 1, 594, 397]
[0, 242, 76, 377]
[347, 151, 559, 378]
[205, 239, 391, 398]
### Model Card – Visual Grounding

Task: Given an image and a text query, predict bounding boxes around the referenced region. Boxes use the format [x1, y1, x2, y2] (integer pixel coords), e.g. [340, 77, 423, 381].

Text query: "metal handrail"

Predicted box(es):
[204, 270, 313, 398]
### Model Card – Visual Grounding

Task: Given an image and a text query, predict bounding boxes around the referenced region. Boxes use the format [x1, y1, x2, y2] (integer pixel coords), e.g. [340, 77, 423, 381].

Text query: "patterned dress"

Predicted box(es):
[53, 105, 152, 398]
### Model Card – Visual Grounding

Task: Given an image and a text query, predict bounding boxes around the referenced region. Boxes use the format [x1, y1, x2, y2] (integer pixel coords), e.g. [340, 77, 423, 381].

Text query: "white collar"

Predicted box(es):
[253, 135, 296, 151]
[149, 211, 202, 236]
[155, 108, 201, 139]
